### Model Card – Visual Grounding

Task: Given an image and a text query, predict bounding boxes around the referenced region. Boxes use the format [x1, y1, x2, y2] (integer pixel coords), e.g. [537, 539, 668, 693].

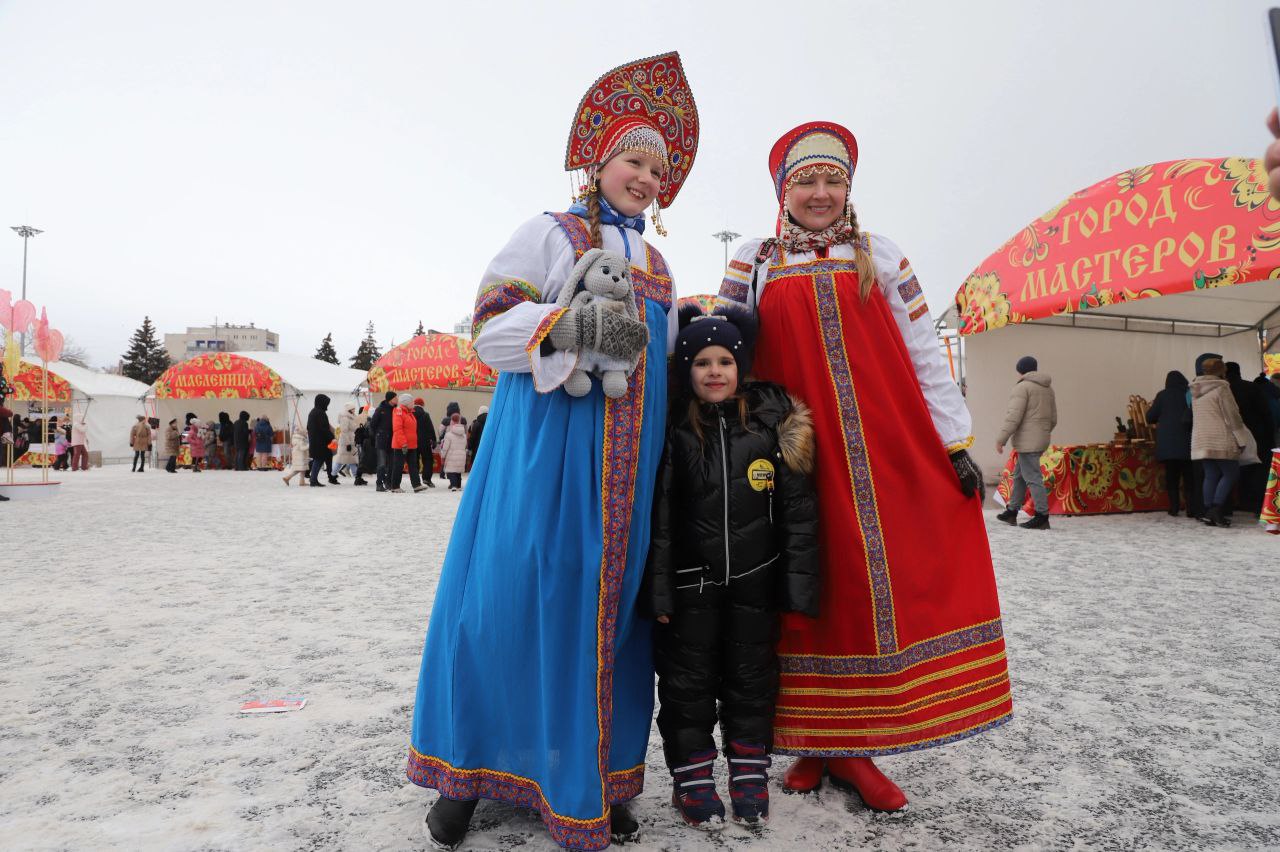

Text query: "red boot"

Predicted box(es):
[781, 757, 825, 793]
[827, 758, 908, 812]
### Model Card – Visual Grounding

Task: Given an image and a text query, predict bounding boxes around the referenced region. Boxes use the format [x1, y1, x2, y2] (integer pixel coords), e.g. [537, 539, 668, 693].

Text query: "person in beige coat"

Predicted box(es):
[995, 355, 1057, 529]
[129, 415, 152, 473]
[1191, 358, 1250, 527]
[437, 413, 468, 491]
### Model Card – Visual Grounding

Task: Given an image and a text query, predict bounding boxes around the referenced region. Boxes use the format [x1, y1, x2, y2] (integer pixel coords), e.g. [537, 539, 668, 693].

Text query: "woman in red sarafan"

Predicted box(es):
[718, 121, 1012, 812]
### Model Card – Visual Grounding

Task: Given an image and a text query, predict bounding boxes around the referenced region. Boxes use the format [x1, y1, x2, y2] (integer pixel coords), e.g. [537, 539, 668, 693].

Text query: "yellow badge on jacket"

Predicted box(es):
[747, 458, 775, 492]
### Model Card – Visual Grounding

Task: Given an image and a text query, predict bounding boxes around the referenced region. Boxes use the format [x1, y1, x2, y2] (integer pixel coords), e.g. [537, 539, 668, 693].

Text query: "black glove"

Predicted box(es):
[548, 305, 649, 361]
[950, 449, 984, 503]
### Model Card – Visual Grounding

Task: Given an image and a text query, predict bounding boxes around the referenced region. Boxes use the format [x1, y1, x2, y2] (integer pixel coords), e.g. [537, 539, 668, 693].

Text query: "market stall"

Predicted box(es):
[146, 351, 366, 468]
[956, 156, 1280, 508]
[366, 333, 496, 422]
[5, 358, 149, 464]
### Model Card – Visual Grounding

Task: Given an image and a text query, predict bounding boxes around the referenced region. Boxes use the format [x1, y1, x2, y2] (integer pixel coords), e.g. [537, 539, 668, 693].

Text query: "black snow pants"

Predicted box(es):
[654, 561, 779, 769]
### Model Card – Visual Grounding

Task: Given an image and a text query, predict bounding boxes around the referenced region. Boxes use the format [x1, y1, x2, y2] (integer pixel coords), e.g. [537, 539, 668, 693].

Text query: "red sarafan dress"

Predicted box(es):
[721, 235, 1012, 757]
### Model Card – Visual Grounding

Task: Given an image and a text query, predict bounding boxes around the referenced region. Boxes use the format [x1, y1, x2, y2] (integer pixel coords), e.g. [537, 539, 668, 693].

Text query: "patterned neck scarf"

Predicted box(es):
[567, 194, 646, 234]
[778, 211, 853, 252]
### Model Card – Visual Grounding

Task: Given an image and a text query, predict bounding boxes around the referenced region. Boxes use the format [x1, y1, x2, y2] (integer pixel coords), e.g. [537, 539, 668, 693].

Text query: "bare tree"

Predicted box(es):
[58, 336, 92, 369]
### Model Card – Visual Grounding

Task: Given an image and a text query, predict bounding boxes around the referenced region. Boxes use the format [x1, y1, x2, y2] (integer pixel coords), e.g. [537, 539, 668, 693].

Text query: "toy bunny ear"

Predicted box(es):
[560, 247, 604, 304]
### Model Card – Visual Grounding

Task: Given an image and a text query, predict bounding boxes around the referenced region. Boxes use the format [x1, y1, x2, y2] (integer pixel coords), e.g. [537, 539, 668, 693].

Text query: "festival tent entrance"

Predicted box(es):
[6, 358, 149, 463]
[955, 157, 1280, 478]
[145, 351, 367, 433]
[366, 334, 496, 422]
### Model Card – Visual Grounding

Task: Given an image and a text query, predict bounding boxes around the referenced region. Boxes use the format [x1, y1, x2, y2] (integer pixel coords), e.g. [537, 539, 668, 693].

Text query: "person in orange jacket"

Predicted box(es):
[390, 393, 425, 493]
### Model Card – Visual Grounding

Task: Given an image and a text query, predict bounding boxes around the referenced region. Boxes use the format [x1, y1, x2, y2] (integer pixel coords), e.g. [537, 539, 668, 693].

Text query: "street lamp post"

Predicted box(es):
[10, 225, 43, 355]
[712, 230, 741, 270]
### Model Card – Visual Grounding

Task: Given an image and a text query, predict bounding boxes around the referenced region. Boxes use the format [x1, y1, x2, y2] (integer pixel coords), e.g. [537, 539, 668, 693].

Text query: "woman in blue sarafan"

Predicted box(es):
[407, 51, 699, 852]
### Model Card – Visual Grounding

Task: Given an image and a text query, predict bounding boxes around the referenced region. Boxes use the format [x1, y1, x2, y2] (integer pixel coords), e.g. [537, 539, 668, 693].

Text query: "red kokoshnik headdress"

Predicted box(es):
[768, 121, 859, 202]
[565, 51, 699, 210]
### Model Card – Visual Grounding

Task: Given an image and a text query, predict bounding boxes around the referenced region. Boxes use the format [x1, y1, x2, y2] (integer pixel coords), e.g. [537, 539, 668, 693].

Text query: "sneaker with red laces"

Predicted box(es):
[827, 757, 908, 812]
[670, 749, 726, 830]
[725, 741, 771, 824]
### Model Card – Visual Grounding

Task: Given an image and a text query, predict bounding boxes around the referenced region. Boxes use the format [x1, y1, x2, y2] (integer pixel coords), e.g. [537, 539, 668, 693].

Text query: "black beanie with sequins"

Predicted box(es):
[674, 302, 757, 390]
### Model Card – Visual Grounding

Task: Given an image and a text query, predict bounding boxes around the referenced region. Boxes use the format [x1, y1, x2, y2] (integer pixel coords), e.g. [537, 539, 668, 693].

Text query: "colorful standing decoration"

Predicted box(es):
[0, 294, 59, 480]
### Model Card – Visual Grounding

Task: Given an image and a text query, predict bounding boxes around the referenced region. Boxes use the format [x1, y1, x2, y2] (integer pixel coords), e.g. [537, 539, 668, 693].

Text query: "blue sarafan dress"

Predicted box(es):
[408, 210, 676, 850]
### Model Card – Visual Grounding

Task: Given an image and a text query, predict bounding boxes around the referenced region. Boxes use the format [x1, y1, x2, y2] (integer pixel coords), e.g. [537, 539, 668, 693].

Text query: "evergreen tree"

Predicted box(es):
[349, 321, 382, 371]
[414, 320, 425, 337]
[314, 332, 340, 364]
[121, 316, 171, 384]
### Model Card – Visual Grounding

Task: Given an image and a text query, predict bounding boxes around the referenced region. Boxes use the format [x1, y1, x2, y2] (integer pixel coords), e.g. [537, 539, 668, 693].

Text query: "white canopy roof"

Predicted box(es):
[217, 351, 367, 395]
[36, 360, 151, 399]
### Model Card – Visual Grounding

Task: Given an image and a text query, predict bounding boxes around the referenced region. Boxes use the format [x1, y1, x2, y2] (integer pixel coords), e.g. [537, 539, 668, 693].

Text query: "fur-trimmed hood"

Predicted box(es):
[777, 396, 814, 475]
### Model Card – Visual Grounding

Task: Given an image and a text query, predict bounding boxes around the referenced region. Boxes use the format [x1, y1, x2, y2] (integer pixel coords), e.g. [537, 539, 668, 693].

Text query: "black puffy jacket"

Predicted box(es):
[369, 400, 395, 451]
[307, 394, 334, 460]
[645, 382, 819, 619]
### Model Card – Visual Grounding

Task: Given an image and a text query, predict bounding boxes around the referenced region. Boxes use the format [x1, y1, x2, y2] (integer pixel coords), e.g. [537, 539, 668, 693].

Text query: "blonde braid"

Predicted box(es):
[848, 203, 875, 301]
[586, 189, 604, 249]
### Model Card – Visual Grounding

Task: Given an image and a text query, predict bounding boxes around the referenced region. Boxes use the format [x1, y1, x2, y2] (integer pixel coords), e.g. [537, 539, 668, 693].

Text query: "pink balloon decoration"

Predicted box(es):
[0, 289, 11, 329]
[44, 328, 65, 364]
[10, 299, 36, 334]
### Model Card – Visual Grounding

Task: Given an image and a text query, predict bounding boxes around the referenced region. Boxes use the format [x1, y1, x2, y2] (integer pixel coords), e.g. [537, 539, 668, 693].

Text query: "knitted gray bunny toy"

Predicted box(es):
[553, 248, 645, 398]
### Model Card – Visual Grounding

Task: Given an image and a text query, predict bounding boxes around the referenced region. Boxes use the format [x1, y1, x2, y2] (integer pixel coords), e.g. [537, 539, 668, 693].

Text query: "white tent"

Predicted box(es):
[7, 359, 150, 463]
[144, 351, 367, 433]
[964, 278, 1279, 477]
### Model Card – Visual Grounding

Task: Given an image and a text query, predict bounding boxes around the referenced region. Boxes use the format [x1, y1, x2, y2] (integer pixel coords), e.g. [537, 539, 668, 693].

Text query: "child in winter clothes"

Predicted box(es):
[52, 430, 70, 470]
[437, 412, 468, 491]
[186, 419, 207, 472]
[283, 430, 310, 487]
[645, 305, 819, 829]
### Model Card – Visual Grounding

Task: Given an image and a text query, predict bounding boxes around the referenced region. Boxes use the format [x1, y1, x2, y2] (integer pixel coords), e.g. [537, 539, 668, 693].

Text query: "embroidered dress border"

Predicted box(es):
[779, 650, 1008, 697]
[527, 308, 568, 354]
[897, 275, 923, 303]
[779, 618, 1004, 676]
[768, 257, 860, 281]
[776, 672, 1009, 718]
[592, 304, 647, 815]
[473, 279, 541, 336]
[406, 748, 643, 850]
[811, 270, 898, 653]
[772, 710, 1012, 758]
[945, 436, 976, 453]
[719, 277, 749, 303]
[777, 694, 1011, 738]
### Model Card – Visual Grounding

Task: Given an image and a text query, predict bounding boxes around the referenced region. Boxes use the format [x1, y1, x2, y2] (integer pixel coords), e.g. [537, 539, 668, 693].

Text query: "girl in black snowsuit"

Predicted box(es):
[645, 305, 819, 830]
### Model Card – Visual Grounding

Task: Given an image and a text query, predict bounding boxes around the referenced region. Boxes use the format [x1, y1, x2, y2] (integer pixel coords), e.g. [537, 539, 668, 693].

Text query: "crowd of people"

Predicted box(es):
[993, 350, 1279, 532]
[0, 408, 90, 476]
[298, 392, 487, 493]
[1149, 355, 1280, 527]
[117, 398, 489, 489]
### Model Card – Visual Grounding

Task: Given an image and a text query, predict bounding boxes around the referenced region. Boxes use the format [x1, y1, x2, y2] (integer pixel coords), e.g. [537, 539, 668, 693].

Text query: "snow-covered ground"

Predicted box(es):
[1, 466, 1276, 851]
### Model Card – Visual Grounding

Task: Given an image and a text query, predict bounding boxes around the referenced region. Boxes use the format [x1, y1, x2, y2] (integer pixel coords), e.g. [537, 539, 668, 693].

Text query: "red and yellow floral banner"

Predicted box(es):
[996, 443, 1167, 515]
[957, 157, 1280, 335]
[153, 353, 284, 399]
[1265, 353, 1280, 376]
[367, 334, 497, 393]
[7, 360, 72, 402]
[1263, 450, 1280, 534]
[678, 294, 721, 314]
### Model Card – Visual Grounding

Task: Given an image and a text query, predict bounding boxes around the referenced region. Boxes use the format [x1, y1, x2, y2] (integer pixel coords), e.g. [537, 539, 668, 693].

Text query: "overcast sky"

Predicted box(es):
[2, 0, 1278, 368]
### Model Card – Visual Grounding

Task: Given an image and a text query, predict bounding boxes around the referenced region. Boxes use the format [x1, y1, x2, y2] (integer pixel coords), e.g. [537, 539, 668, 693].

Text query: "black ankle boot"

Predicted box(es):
[995, 508, 1018, 525]
[610, 801, 640, 843]
[426, 797, 478, 851]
